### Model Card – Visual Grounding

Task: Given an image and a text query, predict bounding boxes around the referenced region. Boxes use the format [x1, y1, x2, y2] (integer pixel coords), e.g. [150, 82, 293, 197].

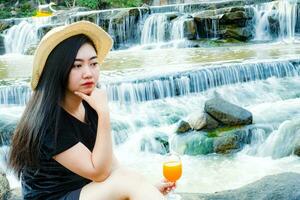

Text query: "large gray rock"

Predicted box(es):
[180, 173, 300, 200]
[204, 97, 252, 126]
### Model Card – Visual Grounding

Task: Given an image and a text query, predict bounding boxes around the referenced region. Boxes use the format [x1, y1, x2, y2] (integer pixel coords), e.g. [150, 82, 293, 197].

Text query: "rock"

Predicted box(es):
[165, 12, 181, 21]
[204, 97, 252, 126]
[213, 129, 248, 154]
[205, 113, 220, 130]
[176, 120, 191, 134]
[8, 188, 22, 200]
[111, 9, 139, 24]
[0, 173, 10, 199]
[140, 132, 169, 154]
[37, 24, 62, 39]
[187, 113, 206, 131]
[183, 18, 197, 40]
[180, 173, 300, 200]
[0, 35, 5, 55]
[294, 146, 300, 156]
[219, 7, 254, 27]
[24, 44, 38, 55]
[172, 124, 272, 156]
[0, 116, 18, 146]
[0, 20, 13, 33]
[220, 26, 253, 41]
[268, 14, 280, 38]
[172, 131, 214, 155]
[294, 139, 300, 156]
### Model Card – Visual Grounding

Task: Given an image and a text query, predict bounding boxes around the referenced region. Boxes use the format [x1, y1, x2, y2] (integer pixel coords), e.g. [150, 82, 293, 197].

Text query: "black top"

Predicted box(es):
[21, 101, 98, 200]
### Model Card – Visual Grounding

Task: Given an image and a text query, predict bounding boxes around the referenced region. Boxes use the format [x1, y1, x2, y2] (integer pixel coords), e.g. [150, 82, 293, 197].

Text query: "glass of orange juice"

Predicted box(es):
[163, 153, 182, 199]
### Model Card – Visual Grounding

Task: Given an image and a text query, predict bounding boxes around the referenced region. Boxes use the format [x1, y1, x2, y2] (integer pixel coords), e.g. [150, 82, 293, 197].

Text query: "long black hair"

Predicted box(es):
[9, 34, 97, 178]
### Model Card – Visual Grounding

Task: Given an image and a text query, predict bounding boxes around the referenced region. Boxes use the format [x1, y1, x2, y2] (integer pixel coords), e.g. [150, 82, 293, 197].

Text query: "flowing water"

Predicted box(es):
[0, 0, 300, 195]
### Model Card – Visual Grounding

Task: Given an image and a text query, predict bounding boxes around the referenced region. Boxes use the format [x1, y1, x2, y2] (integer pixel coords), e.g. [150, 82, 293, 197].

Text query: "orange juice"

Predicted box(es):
[163, 161, 182, 182]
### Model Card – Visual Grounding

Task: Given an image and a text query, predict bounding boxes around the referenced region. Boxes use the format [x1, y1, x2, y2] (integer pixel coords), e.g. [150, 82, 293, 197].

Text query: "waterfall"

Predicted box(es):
[211, 18, 219, 38]
[3, 18, 52, 54]
[246, 119, 300, 158]
[277, 0, 297, 40]
[253, 0, 297, 41]
[0, 85, 31, 105]
[4, 21, 39, 54]
[171, 16, 185, 40]
[141, 14, 169, 44]
[1, 59, 299, 105]
[105, 60, 300, 103]
[107, 10, 141, 49]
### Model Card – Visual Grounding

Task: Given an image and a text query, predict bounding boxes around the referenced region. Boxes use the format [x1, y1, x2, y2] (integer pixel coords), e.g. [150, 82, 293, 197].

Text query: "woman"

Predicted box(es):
[9, 21, 175, 200]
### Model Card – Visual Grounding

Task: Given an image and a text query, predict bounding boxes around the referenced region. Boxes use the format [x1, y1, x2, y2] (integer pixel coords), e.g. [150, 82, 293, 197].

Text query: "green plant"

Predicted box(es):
[77, 0, 99, 9]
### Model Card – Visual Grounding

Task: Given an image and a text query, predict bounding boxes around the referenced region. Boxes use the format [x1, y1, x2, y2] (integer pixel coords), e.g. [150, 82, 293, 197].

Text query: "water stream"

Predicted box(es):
[0, 0, 299, 195]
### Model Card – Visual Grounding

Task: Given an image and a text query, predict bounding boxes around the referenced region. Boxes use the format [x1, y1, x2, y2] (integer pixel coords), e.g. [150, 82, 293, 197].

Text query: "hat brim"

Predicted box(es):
[31, 20, 113, 90]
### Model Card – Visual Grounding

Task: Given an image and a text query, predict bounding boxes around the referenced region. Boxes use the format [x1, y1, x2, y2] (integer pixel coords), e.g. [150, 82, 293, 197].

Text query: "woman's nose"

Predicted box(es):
[82, 64, 93, 78]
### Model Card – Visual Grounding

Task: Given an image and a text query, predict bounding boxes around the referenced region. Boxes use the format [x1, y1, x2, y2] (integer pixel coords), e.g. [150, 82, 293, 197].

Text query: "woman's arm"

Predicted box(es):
[53, 89, 113, 182]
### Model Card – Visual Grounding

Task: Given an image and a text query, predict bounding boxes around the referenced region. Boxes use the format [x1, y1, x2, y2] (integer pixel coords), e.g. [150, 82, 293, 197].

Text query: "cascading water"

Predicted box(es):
[1, 0, 300, 196]
[243, 118, 300, 159]
[4, 21, 39, 54]
[253, 0, 297, 41]
[141, 13, 169, 44]
[2, 0, 299, 52]
[171, 16, 185, 40]
[1, 59, 299, 105]
[3, 17, 52, 54]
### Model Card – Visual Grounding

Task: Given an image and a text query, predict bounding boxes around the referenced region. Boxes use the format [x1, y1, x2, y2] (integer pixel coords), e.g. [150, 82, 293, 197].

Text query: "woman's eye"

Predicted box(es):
[91, 63, 98, 67]
[73, 64, 81, 68]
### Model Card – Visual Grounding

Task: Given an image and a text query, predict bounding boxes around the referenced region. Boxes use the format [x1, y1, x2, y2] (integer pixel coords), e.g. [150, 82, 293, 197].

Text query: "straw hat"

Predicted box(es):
[31, 20, 113, 90]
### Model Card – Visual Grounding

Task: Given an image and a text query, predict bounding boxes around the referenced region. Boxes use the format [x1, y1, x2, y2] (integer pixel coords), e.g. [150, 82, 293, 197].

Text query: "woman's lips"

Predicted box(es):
[82, 82, 94, 87]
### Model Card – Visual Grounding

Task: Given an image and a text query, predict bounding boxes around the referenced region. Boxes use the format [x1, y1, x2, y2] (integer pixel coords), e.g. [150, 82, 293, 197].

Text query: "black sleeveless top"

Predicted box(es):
[21, 101, 98, 200]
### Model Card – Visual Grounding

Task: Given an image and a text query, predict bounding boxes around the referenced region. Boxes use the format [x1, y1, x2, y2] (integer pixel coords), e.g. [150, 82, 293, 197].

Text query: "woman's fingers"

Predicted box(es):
[74, 91, 87, 100]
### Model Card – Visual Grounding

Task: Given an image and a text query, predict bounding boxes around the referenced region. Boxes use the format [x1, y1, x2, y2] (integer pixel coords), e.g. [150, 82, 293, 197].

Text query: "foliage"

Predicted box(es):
[0, 0, 35, 19]
[108, 0, 143, 8]
[76, 0, 99, 9]
[0, 0, 147, 19]
[76, 0, 144, 9]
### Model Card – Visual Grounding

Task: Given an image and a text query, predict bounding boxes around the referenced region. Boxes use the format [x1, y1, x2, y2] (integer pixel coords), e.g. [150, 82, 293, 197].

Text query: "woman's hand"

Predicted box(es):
[74, 88, 109, 114]
[155, 180, 176, 195]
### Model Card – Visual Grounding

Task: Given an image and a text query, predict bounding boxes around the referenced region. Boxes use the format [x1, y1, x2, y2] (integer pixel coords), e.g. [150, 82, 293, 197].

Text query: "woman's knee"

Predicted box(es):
[79, 169, 130, 200]
[80, 167, 151, 200]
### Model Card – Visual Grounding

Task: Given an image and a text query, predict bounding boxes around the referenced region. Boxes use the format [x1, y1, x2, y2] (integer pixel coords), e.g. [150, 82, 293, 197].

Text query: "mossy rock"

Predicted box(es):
[176, 120, 191, 134]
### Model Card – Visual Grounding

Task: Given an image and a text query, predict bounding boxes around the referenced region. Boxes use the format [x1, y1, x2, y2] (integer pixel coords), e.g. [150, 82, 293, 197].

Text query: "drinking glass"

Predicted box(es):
[162, 153, 182, 200]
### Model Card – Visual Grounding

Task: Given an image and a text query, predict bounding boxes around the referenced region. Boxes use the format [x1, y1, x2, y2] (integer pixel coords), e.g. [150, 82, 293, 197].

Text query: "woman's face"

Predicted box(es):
[67, 43, 100, 96]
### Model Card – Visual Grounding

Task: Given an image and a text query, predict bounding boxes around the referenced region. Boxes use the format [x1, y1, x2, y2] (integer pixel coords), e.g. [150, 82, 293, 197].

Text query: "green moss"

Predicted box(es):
[207, 125, 243, 137]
